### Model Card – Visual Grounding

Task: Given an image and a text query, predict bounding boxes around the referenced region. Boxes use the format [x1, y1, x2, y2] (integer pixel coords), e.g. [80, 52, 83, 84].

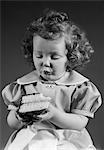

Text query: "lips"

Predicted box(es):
[41, 67, 53, 75]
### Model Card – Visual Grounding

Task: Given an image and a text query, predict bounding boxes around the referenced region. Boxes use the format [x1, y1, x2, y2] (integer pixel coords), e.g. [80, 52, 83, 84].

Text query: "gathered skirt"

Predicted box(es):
[4, 125, 96, 150]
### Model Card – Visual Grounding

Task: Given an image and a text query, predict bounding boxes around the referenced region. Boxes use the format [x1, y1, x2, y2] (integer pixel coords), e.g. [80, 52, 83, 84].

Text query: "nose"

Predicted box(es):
[43, 57, 51, 67]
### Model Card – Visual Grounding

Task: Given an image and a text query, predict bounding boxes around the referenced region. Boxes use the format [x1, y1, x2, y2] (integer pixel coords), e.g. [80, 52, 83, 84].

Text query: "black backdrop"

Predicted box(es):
[1, 1, 104, 149]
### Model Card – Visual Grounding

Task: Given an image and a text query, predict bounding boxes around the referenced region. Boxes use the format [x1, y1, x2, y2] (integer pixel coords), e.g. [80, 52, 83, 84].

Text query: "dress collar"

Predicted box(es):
[17, 70, 89, 86]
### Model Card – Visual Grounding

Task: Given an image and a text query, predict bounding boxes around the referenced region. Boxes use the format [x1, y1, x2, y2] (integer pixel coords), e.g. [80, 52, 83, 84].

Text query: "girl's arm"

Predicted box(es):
[7, 110, 24, 130]
[48, 104, 89, 131]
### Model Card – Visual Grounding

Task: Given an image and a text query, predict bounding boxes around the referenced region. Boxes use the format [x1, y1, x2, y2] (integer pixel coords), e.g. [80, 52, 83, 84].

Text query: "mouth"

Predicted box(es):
[40, 67, 53, 76]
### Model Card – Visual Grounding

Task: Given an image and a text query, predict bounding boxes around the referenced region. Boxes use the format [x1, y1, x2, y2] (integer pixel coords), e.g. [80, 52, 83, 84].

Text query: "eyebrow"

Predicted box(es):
[35, 50, 59, 55]
[35, 51, 42, 54]
[49, 51, 59, 55]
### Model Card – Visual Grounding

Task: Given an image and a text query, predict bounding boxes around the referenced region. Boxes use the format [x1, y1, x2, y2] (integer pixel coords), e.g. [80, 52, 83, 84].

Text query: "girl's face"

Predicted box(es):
[33, 36, 68, 81]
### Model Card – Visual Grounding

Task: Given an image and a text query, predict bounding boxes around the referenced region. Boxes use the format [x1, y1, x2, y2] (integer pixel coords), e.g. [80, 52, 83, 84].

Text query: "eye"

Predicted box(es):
[51, 55, 61, 60]
[36, 54, 43, 59]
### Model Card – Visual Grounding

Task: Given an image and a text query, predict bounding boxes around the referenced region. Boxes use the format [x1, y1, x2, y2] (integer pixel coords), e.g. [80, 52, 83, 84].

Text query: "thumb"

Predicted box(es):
[39, 93, 51, 101]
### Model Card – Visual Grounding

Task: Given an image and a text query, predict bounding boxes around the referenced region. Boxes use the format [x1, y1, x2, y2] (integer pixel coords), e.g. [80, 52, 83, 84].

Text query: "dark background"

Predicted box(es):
[1, 1, 104, 149]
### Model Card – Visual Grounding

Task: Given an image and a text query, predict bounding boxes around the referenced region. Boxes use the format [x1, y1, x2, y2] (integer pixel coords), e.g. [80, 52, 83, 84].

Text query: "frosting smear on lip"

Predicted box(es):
[41, 67, 53, 76]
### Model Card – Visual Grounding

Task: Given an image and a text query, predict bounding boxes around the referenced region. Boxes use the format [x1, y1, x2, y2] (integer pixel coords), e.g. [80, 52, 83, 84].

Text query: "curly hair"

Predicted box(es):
[22, 9, 94, 71]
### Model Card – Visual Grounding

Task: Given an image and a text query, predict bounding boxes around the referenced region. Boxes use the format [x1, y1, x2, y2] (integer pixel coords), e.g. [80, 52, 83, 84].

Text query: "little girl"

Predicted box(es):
[2, 9, 102, 150]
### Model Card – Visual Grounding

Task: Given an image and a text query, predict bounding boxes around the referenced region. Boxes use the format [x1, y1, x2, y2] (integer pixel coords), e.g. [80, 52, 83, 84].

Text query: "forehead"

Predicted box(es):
[33, 36, 66, 53]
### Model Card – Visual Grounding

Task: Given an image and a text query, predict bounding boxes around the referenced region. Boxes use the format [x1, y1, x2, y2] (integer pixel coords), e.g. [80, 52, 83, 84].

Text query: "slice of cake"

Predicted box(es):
[17, 94, 51, 122]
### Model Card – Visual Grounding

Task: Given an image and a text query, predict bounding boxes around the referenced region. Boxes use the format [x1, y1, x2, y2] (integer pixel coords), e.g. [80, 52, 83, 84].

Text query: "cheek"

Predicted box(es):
[33, 55, 36, 64]
[33, 57, 41, 68]
[60, 57, 67, 66]
[54, 59, 67, 70]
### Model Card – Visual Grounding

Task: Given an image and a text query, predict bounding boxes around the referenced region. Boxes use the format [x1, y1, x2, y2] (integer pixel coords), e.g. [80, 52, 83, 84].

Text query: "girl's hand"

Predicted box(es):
[38, 103, 56, 121]
[38, 111, 53, 121]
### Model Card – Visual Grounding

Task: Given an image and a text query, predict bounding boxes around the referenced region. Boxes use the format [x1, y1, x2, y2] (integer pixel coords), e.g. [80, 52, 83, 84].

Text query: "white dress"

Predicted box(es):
[2, 70, 102, 150]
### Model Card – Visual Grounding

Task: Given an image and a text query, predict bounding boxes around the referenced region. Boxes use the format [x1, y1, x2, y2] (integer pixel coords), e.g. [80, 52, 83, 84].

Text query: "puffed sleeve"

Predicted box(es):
[70, 81, 102, 118]
[2, 82, 23, 110]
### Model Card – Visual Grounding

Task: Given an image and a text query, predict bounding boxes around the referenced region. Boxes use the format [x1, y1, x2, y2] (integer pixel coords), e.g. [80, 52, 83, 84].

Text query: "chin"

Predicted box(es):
[43, 75, 54, 81]
[40, 73, 53, 81]
[42, 73, 64, 81]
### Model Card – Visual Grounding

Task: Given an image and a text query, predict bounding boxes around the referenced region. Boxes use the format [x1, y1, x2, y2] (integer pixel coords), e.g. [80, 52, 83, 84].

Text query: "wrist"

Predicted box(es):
[48, 103, 57, 117]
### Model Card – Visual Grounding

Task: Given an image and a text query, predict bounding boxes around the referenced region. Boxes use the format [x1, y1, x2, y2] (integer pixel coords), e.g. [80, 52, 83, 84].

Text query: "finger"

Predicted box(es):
[33, 94, 51, 102]
[38, 111, 53, 120]
[39, 94, 51, 101]
[33, 116, 42, 122]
